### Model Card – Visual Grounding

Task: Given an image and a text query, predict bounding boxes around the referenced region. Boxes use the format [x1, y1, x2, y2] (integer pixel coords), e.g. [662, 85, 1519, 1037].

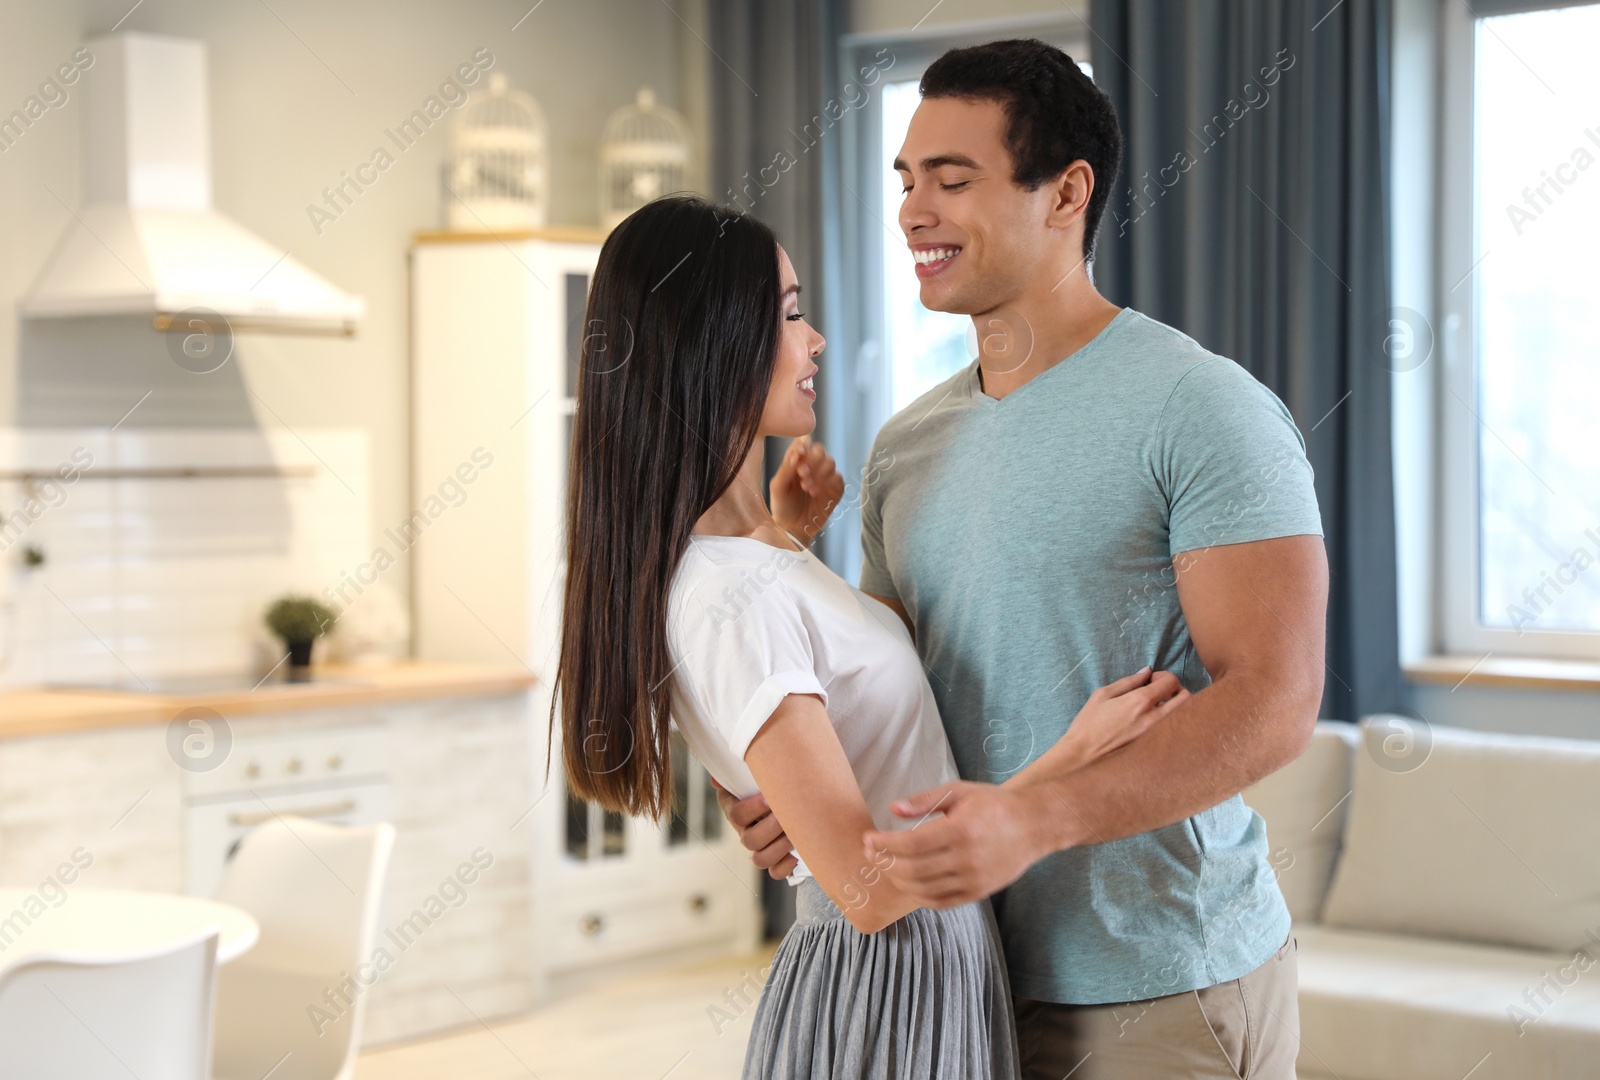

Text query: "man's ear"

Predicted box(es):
[1044, 159, 1095, 233]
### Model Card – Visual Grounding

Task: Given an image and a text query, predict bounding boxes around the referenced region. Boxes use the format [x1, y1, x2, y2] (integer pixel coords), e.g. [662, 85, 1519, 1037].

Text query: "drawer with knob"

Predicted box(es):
[540, 882, 746, 970]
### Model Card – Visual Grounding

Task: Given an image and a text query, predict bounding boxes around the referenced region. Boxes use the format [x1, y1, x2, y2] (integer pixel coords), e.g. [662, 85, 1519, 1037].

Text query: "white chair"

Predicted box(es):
[209, 816, 396, 1080]
[0, 928, 220, 1079]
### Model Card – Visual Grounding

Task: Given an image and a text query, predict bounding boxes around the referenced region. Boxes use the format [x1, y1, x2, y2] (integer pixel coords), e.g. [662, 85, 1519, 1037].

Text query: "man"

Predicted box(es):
[720, 38, 1327, 1079]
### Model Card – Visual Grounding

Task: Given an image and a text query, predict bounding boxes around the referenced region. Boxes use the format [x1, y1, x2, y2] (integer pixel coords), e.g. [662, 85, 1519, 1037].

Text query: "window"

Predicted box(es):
[1439, 0, 1600, 659]
[879, 77, 973, 413]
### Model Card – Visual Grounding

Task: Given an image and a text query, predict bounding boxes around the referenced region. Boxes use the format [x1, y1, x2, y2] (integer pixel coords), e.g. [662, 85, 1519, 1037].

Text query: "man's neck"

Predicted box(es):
[974, 278, 1122, 401]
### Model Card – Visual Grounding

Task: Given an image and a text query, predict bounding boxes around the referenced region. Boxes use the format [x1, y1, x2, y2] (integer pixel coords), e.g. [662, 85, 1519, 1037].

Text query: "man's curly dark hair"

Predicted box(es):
[920, 38, 1125, 262]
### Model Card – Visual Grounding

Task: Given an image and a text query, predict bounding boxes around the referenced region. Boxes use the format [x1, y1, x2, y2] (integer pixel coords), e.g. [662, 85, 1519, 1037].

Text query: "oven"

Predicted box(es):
[182, 722, 392, 897]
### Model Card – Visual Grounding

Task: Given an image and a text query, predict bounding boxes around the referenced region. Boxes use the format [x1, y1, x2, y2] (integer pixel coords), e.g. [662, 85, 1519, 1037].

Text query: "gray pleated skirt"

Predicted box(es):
[742, 876, 1022, 1079]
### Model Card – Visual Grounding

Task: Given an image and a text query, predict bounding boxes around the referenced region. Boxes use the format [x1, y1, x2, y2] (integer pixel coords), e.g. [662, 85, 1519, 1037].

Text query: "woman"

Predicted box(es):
[551, 194, 1188, 1079]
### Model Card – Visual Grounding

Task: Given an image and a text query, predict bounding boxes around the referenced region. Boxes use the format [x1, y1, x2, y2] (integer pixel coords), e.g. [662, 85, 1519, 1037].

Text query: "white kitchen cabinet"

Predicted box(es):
[0, 686, 535, 1045]
[364, 694, 536, 1041]
[0, 724, 183, 893]
[409, 229, 761, 999]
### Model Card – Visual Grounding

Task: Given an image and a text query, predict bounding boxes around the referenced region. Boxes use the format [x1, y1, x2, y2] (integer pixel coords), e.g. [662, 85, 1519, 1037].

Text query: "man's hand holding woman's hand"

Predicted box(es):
[862, 666, 1190, 907]
[710, 666, 1189, 893]
[712, 778, 798, 879]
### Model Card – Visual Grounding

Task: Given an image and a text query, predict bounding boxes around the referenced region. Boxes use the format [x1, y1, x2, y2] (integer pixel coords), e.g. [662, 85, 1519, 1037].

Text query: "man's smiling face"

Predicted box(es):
[895, 95, 1069, 318]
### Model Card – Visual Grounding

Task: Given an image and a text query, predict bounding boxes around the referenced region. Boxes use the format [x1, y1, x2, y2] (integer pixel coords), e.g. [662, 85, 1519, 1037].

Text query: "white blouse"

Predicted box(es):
[665, 533, 961, 883]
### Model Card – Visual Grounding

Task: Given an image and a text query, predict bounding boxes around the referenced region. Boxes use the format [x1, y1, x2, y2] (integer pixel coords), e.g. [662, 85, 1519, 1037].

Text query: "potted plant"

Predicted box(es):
[263, 594, 338, 669]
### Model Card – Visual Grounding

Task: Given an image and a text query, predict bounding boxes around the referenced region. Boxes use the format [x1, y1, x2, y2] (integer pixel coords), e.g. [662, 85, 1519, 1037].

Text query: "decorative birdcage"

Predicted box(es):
[599, 87, 692, 230]
[444, 71, 548, 231]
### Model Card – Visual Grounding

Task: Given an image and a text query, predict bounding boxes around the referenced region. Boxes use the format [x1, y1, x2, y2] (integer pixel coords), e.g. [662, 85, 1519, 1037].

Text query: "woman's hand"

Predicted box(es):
[770, 435, 844, 545]
[999, 667, 1189, 792]
[1064, 667, 1190, 766]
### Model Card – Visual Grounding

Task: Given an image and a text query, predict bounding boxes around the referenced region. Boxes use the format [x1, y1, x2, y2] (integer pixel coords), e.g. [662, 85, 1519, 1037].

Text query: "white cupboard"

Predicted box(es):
[0, 687, 537, 1045]
[408, 229, 762, 999]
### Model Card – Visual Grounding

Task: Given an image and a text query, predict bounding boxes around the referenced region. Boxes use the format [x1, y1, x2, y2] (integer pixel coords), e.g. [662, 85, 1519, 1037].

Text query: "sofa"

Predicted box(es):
[1241, 716, 1600, 1080]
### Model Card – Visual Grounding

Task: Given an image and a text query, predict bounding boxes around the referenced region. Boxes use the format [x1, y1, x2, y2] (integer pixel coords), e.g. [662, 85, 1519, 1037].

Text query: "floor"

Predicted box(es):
[356, 944, 780, 1080]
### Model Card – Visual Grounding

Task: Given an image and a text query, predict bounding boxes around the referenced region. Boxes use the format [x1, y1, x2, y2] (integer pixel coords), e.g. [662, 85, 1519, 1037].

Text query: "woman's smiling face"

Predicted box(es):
[759, 243, 825, 438]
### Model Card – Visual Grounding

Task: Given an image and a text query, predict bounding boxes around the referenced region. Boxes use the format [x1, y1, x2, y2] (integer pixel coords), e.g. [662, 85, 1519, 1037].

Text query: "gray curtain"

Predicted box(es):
[707, 0, 846, 497]
[707, 0, 846, 939]
[1089, 0, 1402, 721]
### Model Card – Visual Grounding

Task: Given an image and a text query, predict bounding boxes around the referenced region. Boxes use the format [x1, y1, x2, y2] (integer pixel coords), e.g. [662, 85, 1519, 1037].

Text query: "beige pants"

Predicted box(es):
[1013, 933, 1299, 1080]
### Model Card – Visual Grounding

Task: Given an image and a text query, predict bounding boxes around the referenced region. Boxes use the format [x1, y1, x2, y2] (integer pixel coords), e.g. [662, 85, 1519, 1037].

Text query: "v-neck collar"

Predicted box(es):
[966, 307, 1136, 407]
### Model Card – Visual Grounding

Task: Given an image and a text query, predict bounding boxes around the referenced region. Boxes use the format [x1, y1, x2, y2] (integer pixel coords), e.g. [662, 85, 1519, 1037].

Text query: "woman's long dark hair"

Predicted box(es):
[551, 195, 783, 820]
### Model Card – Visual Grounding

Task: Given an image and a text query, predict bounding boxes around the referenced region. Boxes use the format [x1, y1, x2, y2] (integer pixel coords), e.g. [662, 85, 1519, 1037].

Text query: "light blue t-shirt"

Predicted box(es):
[859, 306, 1324, 1005]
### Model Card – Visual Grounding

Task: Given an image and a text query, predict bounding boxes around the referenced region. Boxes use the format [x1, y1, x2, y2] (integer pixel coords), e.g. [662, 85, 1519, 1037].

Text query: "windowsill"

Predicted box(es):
[1406, 655, 1600, 694]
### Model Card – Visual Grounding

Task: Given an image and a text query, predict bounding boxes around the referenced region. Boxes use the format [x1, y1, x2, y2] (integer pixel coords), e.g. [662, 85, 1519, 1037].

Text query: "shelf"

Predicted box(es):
[411, 225, 611, 246]
[0, 660, 539, 737]
[0, 465, 317, 482]
[1406, 654, 1600, 693]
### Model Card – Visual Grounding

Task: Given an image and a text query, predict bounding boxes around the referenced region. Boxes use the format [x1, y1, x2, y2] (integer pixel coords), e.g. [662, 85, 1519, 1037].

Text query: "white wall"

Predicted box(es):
[1408, 681, 1600, 741]
[0, 428, 372, 687]
[0, 0, 703, 641]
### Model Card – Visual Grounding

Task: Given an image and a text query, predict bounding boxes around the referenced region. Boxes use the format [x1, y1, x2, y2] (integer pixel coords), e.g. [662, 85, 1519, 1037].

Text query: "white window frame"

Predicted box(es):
[1435, 0, 1600, 661]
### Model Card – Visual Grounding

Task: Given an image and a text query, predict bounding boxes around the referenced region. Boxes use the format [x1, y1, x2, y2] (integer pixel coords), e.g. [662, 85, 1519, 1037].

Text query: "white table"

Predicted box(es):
[0, 887, 259, 973]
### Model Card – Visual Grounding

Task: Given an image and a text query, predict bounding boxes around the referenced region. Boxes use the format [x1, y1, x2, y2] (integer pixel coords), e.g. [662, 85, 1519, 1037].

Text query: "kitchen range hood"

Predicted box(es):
[21, 32, 364, 336]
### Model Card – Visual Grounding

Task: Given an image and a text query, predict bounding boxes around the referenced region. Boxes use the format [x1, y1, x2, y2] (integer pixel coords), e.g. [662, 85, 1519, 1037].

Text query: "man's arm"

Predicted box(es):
[868, 534, 1327, 906]
[1022, 533, 1327, 844]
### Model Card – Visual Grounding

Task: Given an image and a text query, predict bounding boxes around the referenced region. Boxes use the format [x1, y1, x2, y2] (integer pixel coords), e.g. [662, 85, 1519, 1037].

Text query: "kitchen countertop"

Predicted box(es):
[0, 660, 538, 738]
